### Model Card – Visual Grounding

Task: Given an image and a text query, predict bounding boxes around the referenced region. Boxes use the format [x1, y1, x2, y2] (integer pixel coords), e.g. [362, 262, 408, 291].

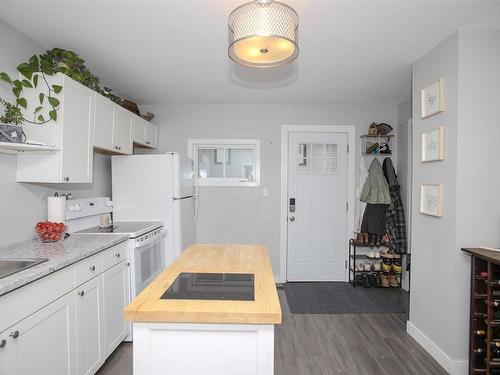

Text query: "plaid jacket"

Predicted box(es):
[386, 185, 407, 254]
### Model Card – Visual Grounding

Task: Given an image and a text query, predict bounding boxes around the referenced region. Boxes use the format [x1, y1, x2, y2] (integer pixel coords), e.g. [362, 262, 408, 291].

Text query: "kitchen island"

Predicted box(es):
[125, 244, 282, 375]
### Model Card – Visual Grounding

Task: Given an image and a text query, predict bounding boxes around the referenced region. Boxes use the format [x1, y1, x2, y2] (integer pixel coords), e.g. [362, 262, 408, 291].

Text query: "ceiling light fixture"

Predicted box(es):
[228, 0, 299, 68]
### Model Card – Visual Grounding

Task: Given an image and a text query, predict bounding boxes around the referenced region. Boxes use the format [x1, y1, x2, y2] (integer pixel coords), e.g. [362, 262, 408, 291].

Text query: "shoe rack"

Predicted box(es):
[463, 248, 500, 375]
[348, 239, 402, 288]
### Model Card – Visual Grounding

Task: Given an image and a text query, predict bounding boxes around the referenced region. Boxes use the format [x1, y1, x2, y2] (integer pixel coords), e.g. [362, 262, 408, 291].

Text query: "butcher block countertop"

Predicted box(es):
[124, 244, 282, 325]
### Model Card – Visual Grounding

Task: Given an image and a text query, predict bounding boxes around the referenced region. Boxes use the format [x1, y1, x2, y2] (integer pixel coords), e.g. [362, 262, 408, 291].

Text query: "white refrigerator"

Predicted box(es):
[111, 153, 197, 265]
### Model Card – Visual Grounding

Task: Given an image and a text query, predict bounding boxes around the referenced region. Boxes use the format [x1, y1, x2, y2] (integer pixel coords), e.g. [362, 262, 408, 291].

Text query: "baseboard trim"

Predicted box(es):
[406, 321, 467, 375]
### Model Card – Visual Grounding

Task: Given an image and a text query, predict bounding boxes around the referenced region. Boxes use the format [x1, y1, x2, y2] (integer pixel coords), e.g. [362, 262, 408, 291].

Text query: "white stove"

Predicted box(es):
[65, 197, 167, 342]
[78, 221, 164, 238]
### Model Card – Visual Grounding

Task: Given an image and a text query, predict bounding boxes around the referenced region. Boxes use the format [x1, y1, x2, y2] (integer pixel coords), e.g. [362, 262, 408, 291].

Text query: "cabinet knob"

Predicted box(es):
[78, 290, 85, 296]
[10, 331, 19, 339]
[0, 339, 6, 348]
[89, 265, 96, 271]
[115, 253, 120, 258]
[64, 177, 69, 182]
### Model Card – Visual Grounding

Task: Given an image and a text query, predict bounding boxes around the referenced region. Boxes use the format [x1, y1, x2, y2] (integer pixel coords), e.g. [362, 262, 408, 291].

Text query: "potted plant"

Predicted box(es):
[0, 98, 24, 143]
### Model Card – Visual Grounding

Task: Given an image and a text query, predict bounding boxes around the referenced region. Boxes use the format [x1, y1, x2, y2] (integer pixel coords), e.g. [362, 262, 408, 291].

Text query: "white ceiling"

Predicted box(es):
[1, 0, 500, 105]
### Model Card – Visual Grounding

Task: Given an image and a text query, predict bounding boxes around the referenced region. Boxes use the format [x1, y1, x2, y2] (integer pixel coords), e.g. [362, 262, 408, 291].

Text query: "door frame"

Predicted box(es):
[279, 125, 356, 283]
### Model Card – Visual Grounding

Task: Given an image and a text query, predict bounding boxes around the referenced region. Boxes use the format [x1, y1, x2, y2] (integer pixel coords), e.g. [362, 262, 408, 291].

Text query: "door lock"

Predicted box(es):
[289, 216, 295, 222]
[289, 198, 296, 213]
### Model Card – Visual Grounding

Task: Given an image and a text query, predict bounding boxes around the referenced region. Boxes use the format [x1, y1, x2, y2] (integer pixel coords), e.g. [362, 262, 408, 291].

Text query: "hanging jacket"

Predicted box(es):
[382, 158, 407, 254]
[354, 158, 369, 233]
[360, 158, 391, 204]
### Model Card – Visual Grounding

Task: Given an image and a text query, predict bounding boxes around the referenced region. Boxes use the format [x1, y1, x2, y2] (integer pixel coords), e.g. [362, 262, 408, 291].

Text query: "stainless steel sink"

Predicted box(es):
[0, 258, 49, 279]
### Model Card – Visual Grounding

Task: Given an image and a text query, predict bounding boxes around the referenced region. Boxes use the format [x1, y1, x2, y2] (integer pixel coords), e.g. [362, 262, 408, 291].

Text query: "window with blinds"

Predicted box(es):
[189, 139, 261, 186]
[297, 143, 338, 175]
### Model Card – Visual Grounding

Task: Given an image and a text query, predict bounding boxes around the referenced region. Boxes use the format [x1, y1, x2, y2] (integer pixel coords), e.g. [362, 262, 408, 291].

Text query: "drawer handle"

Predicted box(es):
[89, 265, 96, 271]
[10, 331, 19, 339]
[115, 253, 121, 258]
[0, 339, 6, 348]
[78, 290, 85, 297]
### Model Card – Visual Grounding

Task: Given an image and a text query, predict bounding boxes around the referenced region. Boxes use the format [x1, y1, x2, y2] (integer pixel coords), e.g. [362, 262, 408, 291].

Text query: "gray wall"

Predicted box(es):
[0, 20, 111, 247]
[409, 30, 500, 373]
[141, 103, 398, 278]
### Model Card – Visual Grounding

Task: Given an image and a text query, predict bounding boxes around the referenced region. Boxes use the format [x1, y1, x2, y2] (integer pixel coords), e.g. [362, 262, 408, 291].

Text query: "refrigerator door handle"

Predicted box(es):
[173, 195, 194, 201]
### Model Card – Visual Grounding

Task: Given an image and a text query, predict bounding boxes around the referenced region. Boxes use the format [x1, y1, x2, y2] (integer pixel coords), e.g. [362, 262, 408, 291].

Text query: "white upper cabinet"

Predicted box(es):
[133, 117, 158, 149]
[113, 106, 133, 155]
[17, 74, 94, 183]
[16, 73, 156, 183]
[94, 93, 133, 155]
[93, 93, 115, 152]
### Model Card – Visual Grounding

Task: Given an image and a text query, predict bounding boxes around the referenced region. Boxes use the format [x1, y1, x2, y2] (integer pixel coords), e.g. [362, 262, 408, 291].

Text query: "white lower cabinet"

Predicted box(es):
[103, 261, 130, 356]
[75, 277, 105, 375]
[2, 293, 77, 375]
[0, 243, 130, 375]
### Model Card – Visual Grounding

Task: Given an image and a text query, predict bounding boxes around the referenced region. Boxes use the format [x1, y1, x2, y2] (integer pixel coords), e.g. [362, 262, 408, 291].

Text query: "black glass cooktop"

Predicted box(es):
[160, 272, 255, 301]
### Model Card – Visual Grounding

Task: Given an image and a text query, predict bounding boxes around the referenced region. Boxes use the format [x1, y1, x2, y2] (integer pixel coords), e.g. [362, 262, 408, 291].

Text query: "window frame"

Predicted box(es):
[188, 139, 261, 187]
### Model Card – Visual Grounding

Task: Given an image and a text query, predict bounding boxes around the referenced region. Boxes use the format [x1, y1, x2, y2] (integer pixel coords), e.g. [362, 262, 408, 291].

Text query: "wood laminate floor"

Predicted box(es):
[97, 289, 446, 375]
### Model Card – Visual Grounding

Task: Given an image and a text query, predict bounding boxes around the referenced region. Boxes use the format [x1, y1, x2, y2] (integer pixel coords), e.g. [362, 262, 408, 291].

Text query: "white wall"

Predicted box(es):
[0, 20, 111, 247]
[409, 30, 500, 374]
[141, 103, 398, 278]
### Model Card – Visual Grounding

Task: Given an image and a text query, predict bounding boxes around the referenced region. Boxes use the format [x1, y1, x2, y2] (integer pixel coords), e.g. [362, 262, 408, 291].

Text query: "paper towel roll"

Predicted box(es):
[47, 196, 66, 223]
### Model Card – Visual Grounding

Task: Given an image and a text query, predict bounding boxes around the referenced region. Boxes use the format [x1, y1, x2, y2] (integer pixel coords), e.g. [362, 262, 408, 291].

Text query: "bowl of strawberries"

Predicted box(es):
[35, 221, 67, 243]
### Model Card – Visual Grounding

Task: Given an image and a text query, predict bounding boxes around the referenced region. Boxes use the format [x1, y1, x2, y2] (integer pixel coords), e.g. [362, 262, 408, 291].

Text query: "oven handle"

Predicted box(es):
[135, 228, 167, 248]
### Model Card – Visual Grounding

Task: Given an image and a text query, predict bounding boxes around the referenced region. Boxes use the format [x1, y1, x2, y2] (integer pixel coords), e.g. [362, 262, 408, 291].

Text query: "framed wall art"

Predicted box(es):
[421, 126, 445, 162]
[420, 184, 443, 217]
[421, 78, 445, 118]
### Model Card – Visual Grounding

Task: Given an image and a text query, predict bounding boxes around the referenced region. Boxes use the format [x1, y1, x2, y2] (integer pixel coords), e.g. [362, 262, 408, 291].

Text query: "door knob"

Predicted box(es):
[289, 216, 295, 222]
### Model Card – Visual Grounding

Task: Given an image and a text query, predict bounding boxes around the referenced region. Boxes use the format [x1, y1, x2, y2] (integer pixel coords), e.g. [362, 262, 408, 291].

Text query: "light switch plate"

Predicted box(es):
[262, 188, 269, 198]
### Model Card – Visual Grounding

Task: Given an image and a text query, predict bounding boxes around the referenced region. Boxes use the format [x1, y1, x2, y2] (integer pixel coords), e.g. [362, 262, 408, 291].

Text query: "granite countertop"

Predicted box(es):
[0, 234, 129, 296]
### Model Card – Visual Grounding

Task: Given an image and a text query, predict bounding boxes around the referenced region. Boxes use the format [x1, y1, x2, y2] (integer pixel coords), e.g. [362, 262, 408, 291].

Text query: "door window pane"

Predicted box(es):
[298, 143, 338, 175]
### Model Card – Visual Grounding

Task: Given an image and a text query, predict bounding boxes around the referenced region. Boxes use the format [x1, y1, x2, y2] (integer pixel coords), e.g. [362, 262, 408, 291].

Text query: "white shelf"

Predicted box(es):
[0, 142, 58, 155]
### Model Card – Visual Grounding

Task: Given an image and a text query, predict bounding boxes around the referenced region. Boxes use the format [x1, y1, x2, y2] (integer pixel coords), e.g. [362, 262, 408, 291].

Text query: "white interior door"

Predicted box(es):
[287, 132, 348, 281]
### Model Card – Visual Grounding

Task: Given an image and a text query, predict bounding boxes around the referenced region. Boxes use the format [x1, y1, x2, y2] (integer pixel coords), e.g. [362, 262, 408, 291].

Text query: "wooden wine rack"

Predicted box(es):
[463, 248, 500, 374]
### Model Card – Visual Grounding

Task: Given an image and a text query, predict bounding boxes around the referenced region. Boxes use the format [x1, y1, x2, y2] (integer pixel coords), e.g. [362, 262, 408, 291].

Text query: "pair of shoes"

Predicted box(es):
[380, 274, 390, 287]
[373, 261, 381, 271]
[356, 273, 371, 288]
[367, 250, 381, 259]
[392, 254, 402, 274]
[369, 273, 380, 287]
[389, 274, 399, 287]
[381, 252, 393, 272]
[355, 233, 370, 246]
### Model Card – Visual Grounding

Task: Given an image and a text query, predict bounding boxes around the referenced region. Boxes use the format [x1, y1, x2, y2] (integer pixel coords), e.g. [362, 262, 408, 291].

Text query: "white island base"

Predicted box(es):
[133, 322, 275, 375]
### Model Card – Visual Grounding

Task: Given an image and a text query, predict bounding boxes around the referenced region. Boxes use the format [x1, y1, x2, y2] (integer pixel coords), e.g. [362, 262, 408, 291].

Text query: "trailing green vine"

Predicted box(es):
[0, 47, 123, 125]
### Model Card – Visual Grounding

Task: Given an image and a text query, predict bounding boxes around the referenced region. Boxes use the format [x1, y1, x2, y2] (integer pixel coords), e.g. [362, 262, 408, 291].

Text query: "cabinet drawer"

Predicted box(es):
[75, 253, 103, 286]
[102, 241, 128, 270]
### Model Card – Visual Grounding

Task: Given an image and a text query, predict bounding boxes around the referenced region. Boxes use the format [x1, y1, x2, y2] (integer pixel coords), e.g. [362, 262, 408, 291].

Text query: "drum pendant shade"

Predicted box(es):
[228, 0, 299, 68]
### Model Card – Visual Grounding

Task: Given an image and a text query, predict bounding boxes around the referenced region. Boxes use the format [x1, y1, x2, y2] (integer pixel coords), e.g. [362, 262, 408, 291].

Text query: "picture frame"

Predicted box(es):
[420, 184, 443, 217]
[421, 78, 445, 118]
[421, 126, 445, 162]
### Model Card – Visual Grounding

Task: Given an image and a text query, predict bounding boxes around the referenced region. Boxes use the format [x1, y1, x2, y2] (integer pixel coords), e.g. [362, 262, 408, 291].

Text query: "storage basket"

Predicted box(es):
[0, 124, 22, 143]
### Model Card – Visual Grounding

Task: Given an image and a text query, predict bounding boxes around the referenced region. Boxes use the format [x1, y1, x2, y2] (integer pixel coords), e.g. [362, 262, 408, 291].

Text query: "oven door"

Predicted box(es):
[132, 233, 166, 298]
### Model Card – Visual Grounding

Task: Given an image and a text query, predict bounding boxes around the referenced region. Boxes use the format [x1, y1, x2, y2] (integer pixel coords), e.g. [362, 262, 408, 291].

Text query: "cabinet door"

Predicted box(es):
[145, 123, 158, 148]
[133, 117, 147, 146]
[103, 261, 130, 356]
[93, 93, 115, 152]
[4, 293, 77, 375]
[75, 277, 105, 375]
[113, 107, 133, 155]
[60, 77, 94, 183]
